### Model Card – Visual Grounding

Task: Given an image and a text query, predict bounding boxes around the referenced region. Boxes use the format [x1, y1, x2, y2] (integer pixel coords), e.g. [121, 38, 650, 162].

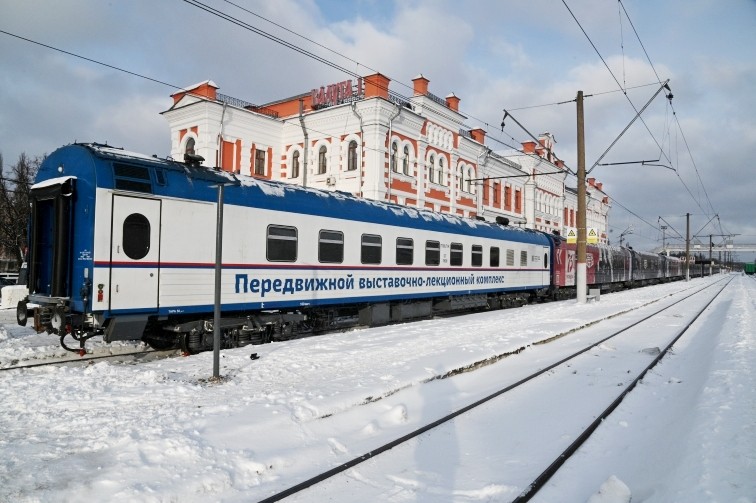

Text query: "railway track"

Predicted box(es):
[254, 276, 733, 502]
[0, 346, 181, 372]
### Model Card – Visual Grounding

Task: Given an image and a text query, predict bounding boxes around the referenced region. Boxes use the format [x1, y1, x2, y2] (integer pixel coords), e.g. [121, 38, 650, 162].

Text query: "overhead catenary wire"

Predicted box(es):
[2, 4, 723, 247]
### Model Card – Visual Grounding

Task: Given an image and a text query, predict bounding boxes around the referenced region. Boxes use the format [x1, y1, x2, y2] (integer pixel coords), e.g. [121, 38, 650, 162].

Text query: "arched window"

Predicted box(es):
[391, 142, 398, 172]
[402, 145, 410, 175]
[466, 168, 473, 193]
[428, 155, 435, 183]
[438, 157, 444, 186]
[184, 137, 195, 156]
[347, 141, 358, 171]
[318, 146, 327, 174]
[291, 150, 300, 178]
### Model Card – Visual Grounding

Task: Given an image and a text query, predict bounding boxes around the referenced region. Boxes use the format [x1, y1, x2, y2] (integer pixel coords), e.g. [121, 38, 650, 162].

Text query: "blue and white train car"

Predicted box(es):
[20, 144, 553, 352]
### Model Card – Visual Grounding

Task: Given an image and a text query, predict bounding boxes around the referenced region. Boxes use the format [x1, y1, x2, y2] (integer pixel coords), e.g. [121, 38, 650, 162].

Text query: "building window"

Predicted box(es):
[347, 141, 358, 171]
[361, 234, 382, 264]
[466, 168, 474, 193]
[428, 155, 435, 183]
[505, 185, 512, 210]
[472, 245, 483, 267]
[396, 237, 413, 265]
[402, 145, 410, 175]
[450, 242, 463, 266]
[425, 240, 440, 266]
[254, 149, 266, 176]
[438, 157, 444, 185]
[391, 142, 398, 172]
[318, 145, 327, 174]
[515, 189, 522, 213]
[291, 150, 300, 178]
[493, 182, 500, 203]
[319, 230, 344, 263]
[267, 225, 297, 262]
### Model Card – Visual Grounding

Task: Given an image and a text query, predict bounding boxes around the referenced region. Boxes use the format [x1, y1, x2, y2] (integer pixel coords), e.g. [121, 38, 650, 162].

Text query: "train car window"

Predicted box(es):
[113, 163, 153, 193]
[490, 247, 500, 267]
[506, 249, 515, 267]
[425, 241, 440, 266]
[123, 213, 150, 260]
[450, 242, 463, 266]
[267, 225, 297, 262]
[396, 237, 414, 265]
[154, 168, 166, 186]
[520, 250, 528, 267]
[544, 253, 548, 267]
[361, 234, 382, 264]
[472, 245, 483, 267]
[319, 230, 344, 263]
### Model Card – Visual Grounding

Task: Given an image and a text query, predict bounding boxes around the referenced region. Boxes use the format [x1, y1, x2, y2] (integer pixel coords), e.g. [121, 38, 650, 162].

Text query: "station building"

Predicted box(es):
[162, 73, 609, 242]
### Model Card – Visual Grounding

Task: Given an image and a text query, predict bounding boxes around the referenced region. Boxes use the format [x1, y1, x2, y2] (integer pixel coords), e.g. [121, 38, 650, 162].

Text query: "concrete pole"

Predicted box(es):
[576, 91, 587, 303]
[685, 212, 690, 281]
[709, 234, 713, 277]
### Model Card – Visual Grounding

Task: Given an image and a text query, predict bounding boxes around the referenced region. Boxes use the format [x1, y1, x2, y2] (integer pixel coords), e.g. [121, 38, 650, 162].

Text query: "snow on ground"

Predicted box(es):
[0, 274, 754, 502]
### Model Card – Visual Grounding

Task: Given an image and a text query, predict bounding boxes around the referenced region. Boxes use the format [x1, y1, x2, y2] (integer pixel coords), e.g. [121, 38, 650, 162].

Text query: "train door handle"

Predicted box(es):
[116, 285, 119, 293]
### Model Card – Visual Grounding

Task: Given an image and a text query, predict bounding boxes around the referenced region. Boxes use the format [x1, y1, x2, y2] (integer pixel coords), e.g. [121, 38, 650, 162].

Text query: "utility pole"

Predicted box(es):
[685, 212, 691, 281]
[709, 234, 713, 277]
[576, 91, 587, 303]
[213, 183, 224, 379]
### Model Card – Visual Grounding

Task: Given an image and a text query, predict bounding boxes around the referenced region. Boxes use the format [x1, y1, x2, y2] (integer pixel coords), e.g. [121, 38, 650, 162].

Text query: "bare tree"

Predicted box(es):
[0, 152, 42, 264]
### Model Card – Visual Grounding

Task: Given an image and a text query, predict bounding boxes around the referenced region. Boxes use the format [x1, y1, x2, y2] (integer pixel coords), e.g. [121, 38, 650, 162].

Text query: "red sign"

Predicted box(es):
[311, 78, 364, 108]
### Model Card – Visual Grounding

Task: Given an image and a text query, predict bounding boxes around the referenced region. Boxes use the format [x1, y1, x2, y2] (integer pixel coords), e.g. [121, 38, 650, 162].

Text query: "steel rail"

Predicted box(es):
[255, 277, 730, 503]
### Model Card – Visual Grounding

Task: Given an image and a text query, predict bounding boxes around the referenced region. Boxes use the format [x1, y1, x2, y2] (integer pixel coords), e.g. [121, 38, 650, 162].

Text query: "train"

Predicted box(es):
[19, 143, 688, 354]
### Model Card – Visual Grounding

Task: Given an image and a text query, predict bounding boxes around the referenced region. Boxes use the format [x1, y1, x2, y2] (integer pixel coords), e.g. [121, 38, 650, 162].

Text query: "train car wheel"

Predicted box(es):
[16, 300, 30, 327]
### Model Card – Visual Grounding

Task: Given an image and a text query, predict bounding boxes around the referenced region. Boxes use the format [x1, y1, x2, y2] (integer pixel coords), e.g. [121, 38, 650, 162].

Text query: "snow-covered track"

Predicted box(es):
[255, 277, 733, 502]
[0, 347, 181, 372]
[511, 275, 734, 502]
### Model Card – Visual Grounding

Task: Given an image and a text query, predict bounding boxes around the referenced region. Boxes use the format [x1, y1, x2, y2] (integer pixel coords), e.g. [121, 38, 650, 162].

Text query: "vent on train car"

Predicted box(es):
[113, 163, 153, 193]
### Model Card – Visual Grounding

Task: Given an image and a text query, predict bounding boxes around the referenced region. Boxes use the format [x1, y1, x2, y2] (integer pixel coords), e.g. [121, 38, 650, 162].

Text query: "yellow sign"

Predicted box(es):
[566, 228, 577, 244]
[588, 228, 599, 244]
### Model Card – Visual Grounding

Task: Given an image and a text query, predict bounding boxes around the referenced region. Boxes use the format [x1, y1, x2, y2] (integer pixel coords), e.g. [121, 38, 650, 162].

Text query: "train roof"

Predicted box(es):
[37, 143, 552, 245]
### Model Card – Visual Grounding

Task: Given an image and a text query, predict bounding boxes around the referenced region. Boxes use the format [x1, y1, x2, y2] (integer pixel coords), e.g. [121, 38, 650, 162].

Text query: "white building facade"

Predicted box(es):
[162, 74, 609, 240]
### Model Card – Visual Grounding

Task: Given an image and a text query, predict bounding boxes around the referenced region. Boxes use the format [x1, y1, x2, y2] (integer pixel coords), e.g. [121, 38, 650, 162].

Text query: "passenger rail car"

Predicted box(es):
[19, 144, 553, 353]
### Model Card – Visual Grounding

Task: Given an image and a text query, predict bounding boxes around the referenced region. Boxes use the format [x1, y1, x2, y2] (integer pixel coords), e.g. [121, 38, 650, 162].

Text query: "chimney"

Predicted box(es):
[171, 80, 219, 105]
[469, 128, 486, 144]
[522, 140, 536, 154]
[363, 73, 391, 99]
[445, 93, 460, 112]
[412, 74, 429, 96]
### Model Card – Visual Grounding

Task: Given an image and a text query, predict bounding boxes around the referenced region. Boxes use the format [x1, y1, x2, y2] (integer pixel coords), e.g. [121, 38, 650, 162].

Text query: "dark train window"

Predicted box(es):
[319, 230, 343, 263]
[396, 237, 414, 265]
[472, 245, 483, 267]
[490, 247, 500, 267]
[425, 240, 440, 266]
[123, 213, 150, 260]
[506, 249, 515, 267]
[544, 253, 548, 267]
[267, 225, 297, 262]
[361, 234, 382, 264]
[520, 250, 528, 267]
[450, 242, 463, 266]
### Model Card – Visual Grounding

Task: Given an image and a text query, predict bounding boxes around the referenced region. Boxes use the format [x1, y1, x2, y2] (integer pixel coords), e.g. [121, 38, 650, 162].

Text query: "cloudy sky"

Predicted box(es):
[1, 0, 755, 260]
